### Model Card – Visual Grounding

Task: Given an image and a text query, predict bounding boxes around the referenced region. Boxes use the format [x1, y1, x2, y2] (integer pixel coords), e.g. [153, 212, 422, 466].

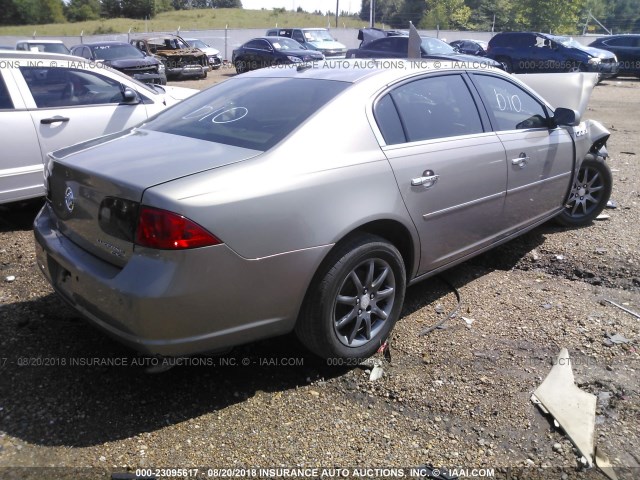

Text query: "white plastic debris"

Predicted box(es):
[369, 364, 384, 381]
[462, 316, 475, 326]
[531, 348, 597, 468]
[4, 275, 15, 283]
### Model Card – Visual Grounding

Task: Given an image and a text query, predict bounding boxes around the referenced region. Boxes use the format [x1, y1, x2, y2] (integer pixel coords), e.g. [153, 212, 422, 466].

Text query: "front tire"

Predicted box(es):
[234, 60, 246, 74]
[295, 234, 406, 360]
[555, 156, 612, 227]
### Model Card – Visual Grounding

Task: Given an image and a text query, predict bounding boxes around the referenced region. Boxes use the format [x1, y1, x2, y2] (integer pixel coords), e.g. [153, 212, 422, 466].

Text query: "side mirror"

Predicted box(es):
[121, 87, 139, 104]
[553, 107, 580, 126]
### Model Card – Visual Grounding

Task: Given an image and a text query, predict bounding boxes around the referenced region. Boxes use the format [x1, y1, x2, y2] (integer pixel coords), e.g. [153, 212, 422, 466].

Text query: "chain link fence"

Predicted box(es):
[0, 29, 608, 62]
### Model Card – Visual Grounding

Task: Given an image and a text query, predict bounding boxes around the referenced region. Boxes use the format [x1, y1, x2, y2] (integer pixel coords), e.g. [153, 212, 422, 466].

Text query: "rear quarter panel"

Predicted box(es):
[142, 81, 418, 261]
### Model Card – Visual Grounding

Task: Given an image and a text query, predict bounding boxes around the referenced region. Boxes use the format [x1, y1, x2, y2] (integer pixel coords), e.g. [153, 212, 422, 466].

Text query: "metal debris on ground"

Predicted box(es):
[607, 333, 631, 345]
[4, 275, 15, 282]
[595, 213, 611, 220]
[418, 277, 461, 336]
[531, 348, 597, 468]
[606, 200, 618, 209]
[601, 298, 640, 319]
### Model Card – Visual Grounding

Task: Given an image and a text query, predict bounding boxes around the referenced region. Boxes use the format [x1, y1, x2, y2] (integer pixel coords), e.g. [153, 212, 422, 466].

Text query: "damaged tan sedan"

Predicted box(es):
[34, 61, 611, 360]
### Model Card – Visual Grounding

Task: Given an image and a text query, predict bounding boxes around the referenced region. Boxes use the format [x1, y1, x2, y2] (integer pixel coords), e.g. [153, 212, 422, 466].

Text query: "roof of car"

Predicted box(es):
[130, 34, 182, 39]
[74, 41, 131, 47]
[0, 50, 79, 62]
[234, 58, 503, 84]
[16, 39, 65, 44]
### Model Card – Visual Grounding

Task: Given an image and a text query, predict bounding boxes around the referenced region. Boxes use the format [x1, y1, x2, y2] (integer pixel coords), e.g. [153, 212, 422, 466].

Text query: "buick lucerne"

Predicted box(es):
[33, 61, 612, 360]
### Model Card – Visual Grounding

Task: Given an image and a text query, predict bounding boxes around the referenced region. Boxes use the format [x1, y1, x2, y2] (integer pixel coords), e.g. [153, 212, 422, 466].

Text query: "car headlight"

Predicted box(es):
[287, 56, 303, 63]
[588, 57, 602, 65]
[158, 63, 166, 74]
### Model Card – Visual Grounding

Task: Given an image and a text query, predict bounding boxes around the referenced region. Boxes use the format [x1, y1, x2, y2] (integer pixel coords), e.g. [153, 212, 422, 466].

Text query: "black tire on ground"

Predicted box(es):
[295, 234, 406, 360]
[497, 56, 513, 73]
[554, 156, 612, 227]
[234, 60, 246, 74]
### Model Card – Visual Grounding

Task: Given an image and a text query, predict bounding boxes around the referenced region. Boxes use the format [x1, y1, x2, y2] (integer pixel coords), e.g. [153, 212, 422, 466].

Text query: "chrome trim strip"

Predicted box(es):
[422, 191, 506, 220]
[507, 171, 572, 195]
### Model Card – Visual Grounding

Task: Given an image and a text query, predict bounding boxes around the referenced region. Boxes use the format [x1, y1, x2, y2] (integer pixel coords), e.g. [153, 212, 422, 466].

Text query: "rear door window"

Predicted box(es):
[376, 74, 484, 144]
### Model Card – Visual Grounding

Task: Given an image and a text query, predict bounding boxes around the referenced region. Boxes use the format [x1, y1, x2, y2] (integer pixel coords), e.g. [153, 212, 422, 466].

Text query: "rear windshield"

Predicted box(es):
[144, 77, 350, 151]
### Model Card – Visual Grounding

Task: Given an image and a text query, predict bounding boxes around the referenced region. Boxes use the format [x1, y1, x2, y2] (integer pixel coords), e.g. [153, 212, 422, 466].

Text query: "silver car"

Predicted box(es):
[33, 61, 612, 360]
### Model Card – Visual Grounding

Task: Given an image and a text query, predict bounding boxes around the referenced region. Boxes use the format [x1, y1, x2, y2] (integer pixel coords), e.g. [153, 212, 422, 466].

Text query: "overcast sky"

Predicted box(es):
[242, 0, 360, 15]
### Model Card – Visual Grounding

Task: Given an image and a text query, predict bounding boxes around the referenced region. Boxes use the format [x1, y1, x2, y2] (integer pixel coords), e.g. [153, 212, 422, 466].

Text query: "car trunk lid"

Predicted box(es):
[47, 129, 261, 267]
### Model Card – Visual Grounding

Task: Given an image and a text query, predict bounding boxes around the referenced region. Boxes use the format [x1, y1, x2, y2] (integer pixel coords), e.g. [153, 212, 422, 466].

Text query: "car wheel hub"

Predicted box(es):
[333, 258, 395, 348]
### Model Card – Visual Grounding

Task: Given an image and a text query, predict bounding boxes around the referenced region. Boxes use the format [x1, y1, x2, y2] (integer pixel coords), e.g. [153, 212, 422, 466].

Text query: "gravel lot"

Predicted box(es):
[0, 68, 639, 480]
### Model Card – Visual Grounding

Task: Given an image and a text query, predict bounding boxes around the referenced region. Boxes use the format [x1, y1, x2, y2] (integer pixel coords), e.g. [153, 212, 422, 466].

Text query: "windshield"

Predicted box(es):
[552, 36, 586, 50]
[144, 77, 350, 151]
[148, 37, 189, 50]
[421, 37, 456, 54]
[92, 44, 145, 60]
[271, 38, 305, 51]
[28, 43, 70, 54]
[188, 40, 208, 48]
[304, 30, 335, 42]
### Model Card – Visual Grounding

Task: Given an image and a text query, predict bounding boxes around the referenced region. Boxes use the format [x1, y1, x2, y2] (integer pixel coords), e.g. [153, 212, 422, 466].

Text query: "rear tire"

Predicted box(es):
[555, 156, 612, 227]
[295, 234, 406, 360]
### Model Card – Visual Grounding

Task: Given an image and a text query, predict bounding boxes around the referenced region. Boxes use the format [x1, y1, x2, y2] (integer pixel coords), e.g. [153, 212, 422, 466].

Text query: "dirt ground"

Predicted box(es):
[0, 69, 639, 480]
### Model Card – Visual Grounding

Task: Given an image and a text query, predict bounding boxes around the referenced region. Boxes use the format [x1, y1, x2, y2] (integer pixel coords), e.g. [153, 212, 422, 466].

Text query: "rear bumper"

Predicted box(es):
[33, 203, 329, 356]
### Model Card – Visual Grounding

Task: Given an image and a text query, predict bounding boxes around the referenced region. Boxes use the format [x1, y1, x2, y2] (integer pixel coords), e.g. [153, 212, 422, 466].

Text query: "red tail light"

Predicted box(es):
[135, 206, 222, 250]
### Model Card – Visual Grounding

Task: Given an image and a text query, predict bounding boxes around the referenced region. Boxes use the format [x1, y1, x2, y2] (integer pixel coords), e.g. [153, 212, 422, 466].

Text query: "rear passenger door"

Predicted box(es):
[374, 73, 508, 274]
[470, 73, 575, 230]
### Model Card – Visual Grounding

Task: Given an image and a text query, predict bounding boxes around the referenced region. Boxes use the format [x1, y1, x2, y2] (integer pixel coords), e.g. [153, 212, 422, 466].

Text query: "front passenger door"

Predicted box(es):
[375, 73, 508, 274]
[470, 73, 575, 230]
[13, 65, 148, 162]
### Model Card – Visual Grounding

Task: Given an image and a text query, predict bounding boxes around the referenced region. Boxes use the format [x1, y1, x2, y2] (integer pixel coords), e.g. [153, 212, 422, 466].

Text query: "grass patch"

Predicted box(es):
[0, 9, 371, 36]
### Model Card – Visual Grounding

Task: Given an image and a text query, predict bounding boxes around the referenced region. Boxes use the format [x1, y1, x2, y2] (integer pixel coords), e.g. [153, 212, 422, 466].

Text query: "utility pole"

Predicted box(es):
[336, 0, 339, 28]
[369, 0, 375, 28]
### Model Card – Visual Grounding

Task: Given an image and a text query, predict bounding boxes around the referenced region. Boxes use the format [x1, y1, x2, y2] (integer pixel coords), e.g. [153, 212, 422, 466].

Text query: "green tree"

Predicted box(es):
[121, 0, 156, 18]
[524, 0, 585, 33]
[421, 0, 472, 29]
[66, 0, 101, 21]
[101, 0, 123, 17]
[7, 0, 66, 24]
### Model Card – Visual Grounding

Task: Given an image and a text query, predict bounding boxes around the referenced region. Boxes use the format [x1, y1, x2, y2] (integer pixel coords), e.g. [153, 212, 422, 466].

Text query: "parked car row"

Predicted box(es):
[346, 29, 504, 69]
[11, 36, 223, 84]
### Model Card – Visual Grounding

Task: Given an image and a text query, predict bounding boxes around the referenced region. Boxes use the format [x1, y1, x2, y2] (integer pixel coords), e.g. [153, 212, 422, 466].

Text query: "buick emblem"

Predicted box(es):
[64, 186, 75, 213]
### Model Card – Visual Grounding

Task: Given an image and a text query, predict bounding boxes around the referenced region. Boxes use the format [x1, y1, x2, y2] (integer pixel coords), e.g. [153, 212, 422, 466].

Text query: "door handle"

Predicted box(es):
[411, 170, 439, 188]
[511, 154, 530, 168]
[41, 116, 70, 125]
